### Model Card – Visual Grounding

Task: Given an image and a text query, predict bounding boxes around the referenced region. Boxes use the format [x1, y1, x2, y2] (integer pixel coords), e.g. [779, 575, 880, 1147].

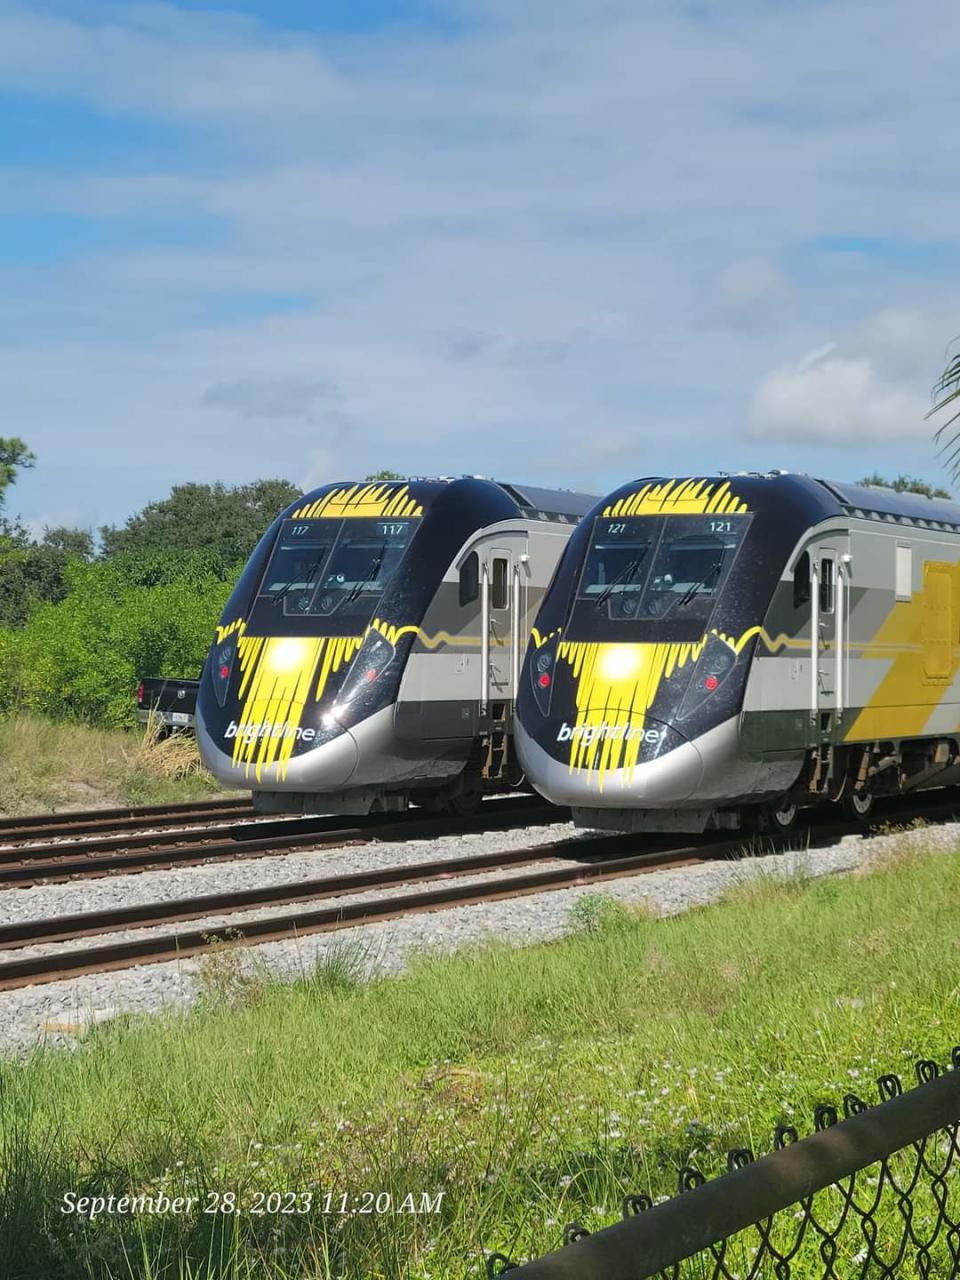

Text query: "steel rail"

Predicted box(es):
[0, 806, 416, 862]
[0, 830, 717, 950]
[0, 838, 721, 990]
[0, 798, 557, 887]
[4, 790, 960, 987]
[0, 796, 254, 838]
[0, 806, 259, 844]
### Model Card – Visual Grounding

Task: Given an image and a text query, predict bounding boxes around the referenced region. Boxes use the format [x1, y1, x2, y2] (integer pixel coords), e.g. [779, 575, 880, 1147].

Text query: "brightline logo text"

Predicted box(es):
[556, 722, 666, 746]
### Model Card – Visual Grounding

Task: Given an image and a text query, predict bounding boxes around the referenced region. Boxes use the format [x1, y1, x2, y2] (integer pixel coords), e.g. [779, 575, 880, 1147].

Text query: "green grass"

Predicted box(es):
[0, 715, 228, 814]
[1, 843, 958, 1278]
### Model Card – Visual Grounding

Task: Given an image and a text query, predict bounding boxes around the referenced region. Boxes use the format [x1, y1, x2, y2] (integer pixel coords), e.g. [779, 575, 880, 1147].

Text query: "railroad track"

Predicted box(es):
[2, 790, 958, 994]
[0, 796, 257, 843]
[0, 830, 717, 990]
[0, 796, 557, 888]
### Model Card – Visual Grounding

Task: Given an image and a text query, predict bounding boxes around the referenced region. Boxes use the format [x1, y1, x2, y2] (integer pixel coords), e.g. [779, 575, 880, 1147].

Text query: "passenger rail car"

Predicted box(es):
[197, 478, 595, 814]
[515, 473, 960, 833]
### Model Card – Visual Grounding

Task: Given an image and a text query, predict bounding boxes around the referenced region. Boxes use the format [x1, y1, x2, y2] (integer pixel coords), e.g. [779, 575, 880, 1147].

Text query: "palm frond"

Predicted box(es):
[928, 348, 960, 481]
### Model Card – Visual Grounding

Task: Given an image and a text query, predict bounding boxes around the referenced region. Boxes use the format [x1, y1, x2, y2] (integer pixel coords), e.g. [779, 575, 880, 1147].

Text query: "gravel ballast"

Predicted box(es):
[0, 817, 955, 1056]
[0, 819, 574, 925]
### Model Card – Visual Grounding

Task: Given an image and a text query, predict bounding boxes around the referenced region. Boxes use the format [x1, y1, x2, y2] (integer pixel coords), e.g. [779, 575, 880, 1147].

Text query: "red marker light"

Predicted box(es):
[704, 674, 719, 691]
[538, 673, 551, 688]
[365, 668, 378, 683]
[219, 665, 230, 679]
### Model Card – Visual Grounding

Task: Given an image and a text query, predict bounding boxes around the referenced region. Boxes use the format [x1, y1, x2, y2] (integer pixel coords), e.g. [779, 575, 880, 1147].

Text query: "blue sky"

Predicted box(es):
[2, 0, 959, 533]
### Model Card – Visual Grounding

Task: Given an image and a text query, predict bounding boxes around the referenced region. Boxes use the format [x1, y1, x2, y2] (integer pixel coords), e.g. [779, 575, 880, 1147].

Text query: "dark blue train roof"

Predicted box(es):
[491, 480, 598, 519]
[290, 477, 598, 526]
[817, 478, 960, 528]
[587, 472, 960, 533]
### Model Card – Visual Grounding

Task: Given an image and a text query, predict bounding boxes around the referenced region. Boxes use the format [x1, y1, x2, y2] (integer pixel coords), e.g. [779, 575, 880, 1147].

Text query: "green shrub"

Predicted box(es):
[0, 554, 233, 727]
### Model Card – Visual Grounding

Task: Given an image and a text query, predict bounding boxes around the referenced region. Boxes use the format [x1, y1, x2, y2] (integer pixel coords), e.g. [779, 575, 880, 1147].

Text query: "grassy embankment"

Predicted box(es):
[0, 715, 227, 814]
[1, 839, 958, 1279]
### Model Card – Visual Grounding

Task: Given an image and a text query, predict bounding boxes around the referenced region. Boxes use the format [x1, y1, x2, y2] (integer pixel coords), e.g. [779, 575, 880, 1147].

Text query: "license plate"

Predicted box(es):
[170, 712, 191, 726]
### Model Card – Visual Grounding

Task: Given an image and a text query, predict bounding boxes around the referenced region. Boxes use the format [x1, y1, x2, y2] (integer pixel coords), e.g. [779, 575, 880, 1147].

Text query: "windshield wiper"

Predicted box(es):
[594, 549, 648, 609]
[270, 557, 325, 607]
[346, 543, 386, 603]
[676, 558, 724, 609]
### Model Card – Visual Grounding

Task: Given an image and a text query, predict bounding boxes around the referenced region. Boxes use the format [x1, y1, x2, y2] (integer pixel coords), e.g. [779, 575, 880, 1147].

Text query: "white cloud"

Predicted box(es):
[706, 257, 788, 330]
[750, 347, 928, 444]
[2, 0, 960, 523]
[856, 307, 960, 382]
[202, 378, 340, 421]
[0, 4, 343, 124]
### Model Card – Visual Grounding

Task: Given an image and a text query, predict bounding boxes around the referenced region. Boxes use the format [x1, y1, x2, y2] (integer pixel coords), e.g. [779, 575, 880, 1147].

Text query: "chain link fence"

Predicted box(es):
[486, 1045, 960, 1279]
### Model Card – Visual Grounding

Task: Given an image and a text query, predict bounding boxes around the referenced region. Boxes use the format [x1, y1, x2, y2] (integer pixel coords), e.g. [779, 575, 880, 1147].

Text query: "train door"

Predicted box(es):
[480, 545, 521, 719]
[476, 538, 528, 783]
[807, 534, 851, 743]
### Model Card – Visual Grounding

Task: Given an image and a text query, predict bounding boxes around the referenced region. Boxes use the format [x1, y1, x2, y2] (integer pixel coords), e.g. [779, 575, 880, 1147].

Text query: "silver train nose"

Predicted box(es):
[197, 718, 359, 791]
[514, 716, 704, 808]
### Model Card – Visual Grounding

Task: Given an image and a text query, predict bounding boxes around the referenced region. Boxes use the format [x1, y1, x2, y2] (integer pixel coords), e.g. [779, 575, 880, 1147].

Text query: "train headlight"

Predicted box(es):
[676, 634, 738, 721]
[211, 637, 237, 708]
[332, 630, 396, 714]
[264, 636, 312, 675]
[530, 636, 558, 715]
[598, 644, 642, 682]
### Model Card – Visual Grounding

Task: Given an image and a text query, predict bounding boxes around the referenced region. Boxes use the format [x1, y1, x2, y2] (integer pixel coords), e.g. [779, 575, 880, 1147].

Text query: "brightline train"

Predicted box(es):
[515, 472, 960, 833]
[196, 478, 595, 814]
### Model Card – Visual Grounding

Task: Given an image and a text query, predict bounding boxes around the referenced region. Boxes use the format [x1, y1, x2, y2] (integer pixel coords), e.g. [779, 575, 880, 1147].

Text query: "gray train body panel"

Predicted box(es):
[516, 473, 960, 832]
[395, 521, 569, 735]
[743, 517, 960, 753]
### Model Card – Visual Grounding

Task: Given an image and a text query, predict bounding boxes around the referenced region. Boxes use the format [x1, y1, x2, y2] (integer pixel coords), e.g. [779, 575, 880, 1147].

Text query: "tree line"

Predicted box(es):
[4, 388, 960, 731]
[0, 442, 303, 725]
[0, 454, 300, 626]
[0, 450, 410, 727]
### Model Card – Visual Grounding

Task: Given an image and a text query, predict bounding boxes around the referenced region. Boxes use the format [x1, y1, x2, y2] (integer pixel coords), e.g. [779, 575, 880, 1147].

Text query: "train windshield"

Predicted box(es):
[258, 517, 418, 621]
[570, 513, 751, 636]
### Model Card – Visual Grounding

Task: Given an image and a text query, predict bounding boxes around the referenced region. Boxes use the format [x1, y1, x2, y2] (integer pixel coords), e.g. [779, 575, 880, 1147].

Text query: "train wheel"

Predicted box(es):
[446, 771, 483, 817]
[446, 790, 482, 818]
[418, 793, 447, 815]
[752, 800, 799, 835]
[419, 771, 483, 818]
[842, 790, 874, 823]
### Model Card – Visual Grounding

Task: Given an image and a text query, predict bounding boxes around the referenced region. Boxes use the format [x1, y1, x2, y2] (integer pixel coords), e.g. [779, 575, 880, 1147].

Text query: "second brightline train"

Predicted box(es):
[515, 471, 960, 833]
